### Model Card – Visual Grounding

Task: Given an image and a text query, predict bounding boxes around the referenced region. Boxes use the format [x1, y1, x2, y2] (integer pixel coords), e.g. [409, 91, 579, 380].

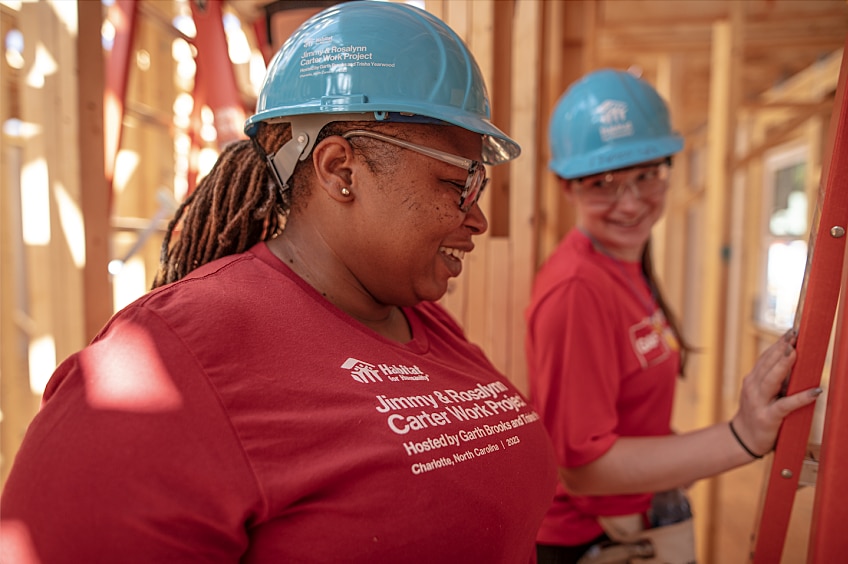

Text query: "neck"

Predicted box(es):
[267, 234, 412, 342]
[579, 229, 645, 262]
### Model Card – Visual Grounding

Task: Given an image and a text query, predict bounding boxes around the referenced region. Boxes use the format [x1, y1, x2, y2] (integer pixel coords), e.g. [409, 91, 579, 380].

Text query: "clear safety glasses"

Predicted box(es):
[341, 129, 488, 212]
[574, 158, 672, 206]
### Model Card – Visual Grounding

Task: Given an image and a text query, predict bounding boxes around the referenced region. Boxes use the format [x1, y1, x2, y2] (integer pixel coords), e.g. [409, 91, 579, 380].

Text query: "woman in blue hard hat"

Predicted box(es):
[0, 3, 557, 562]
[525, 69, 822, 563]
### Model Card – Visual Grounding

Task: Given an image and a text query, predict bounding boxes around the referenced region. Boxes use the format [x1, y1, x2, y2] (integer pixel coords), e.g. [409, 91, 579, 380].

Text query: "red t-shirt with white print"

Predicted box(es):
[526, 229, 680, 546]
[2, 242, 557, 563]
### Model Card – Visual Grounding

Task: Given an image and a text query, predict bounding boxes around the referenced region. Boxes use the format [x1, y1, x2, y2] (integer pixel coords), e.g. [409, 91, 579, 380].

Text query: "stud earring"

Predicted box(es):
[340, 187, 351, 196]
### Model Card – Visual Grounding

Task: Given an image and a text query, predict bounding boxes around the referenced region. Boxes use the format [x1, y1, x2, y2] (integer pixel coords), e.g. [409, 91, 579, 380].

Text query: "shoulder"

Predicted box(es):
[140, 247, 275, 308]
[80, 246, 304, 376]
[530, 231, 617, 312]
[130, 245, 292, 328]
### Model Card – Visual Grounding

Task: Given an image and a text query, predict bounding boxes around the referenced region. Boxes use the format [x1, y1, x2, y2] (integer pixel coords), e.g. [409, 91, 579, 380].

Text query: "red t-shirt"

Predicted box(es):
[525, 230, 680, 546]
[1, 243, 557, 563]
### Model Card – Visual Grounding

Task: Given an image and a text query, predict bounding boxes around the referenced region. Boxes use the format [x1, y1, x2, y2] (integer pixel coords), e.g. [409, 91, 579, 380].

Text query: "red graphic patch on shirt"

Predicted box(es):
[629, 317, 671, 368]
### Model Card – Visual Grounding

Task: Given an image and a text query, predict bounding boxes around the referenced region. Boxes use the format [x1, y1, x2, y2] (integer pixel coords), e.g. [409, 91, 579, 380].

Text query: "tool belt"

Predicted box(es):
[577, 490, 696, 564]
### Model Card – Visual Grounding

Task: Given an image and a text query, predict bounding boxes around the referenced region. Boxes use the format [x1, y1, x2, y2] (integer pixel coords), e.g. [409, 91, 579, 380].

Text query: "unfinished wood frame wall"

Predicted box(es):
[1, 2, 90, 486]
[0, 2, 30, 489]
[736, 49, 842, 370]
[0, 0, 174, 487]
[110, 0, 179, 310]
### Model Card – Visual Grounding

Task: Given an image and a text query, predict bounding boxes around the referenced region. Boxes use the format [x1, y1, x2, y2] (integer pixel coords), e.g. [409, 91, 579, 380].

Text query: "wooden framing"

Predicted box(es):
[78, 0, 113, 343]
[1, 1, 89, 484]
[504, 0, 541, 393]
[0, 3, 38, 489]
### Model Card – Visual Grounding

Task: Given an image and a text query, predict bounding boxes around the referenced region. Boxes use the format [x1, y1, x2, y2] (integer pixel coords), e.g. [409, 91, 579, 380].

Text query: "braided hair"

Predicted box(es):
[641, 240, 696, 376]
[152, 120, 389, 288]
[152, 122, 291, 288]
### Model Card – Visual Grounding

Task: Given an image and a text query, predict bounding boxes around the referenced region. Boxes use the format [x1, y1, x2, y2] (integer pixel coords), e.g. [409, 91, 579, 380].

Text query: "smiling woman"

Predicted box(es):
[525, 68, 823, 564]
[0, 2, 557, 563]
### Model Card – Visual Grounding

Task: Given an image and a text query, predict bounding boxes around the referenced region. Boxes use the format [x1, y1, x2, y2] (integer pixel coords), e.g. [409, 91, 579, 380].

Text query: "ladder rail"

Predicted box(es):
[807, 222, 848, 561]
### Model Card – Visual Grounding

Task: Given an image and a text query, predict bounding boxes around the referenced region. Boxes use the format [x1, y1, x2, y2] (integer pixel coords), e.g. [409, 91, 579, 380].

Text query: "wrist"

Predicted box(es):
[729, 420, 765, 459]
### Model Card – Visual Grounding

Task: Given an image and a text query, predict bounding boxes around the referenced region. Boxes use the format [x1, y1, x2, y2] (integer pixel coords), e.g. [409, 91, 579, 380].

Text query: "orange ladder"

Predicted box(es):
[749, 35, 848, 563]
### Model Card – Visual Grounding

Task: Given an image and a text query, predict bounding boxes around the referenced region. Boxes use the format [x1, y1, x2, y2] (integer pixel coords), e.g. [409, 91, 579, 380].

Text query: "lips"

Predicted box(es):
[439, 246, 467, 277]
[608, 213, 650, 229]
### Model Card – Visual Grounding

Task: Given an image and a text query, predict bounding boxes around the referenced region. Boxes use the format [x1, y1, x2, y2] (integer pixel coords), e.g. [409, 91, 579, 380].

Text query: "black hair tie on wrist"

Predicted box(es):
[729, 421, 764, 459]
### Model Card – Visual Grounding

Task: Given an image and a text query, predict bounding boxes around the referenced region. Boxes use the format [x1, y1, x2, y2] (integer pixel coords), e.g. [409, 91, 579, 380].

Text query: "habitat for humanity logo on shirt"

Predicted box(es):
[341, 358, 430, 383]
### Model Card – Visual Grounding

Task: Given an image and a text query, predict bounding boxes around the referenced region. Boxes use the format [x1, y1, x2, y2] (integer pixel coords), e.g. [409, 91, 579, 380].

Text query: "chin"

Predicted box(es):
[420, 282, 450, 304]
[610, 224, 651, 242]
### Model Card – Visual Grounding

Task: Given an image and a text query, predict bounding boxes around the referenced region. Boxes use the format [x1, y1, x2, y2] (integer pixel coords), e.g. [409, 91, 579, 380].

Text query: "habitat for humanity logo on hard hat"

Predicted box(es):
[341, 358, 430, 383]
[595, 100, 634, 142]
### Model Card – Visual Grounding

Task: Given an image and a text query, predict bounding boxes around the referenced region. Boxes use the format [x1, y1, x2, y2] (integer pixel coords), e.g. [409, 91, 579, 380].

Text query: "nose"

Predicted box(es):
[612, 178, 644, 209]
[618, 178, 641, 200]
[464, 200, 489, 235]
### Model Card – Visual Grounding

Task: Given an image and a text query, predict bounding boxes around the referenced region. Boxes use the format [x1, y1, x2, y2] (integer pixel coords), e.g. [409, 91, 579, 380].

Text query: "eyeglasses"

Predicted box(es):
[574, 159, 671, 205]
[341, 129, 488, 212]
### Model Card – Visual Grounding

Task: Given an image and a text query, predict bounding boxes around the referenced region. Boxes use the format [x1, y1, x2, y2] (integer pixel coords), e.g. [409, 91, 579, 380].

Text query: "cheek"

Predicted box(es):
[581, 206, 608, 225]
[432, 202, 462, 225]
[389, 165, 464, 226]
[406, 193, 463, 230]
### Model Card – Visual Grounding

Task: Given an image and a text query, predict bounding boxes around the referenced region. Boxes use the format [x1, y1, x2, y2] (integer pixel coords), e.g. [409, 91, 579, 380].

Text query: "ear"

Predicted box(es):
[311, 135, 356, 203]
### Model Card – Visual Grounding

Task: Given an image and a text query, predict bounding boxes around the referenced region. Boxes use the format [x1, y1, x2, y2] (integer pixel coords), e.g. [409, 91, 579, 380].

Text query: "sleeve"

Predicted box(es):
[0, 306, 262, 564]
[527, 278, 622, 468]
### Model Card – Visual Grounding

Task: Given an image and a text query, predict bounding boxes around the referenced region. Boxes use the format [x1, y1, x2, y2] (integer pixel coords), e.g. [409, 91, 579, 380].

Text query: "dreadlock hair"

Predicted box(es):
[152, 118, 410, 289]
[152, 122, 291, 288]
[641, 239, 697, 377]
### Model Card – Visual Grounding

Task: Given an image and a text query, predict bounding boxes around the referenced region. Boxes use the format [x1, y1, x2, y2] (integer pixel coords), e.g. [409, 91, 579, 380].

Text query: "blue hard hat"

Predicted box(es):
[245, 1, 519, 187]
[548, 69, 684, 179]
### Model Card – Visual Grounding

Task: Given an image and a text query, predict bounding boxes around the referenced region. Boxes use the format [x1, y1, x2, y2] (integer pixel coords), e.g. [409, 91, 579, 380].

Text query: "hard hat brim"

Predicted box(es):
[245, 106, 520, 166]
[550, 134, 683, 179]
